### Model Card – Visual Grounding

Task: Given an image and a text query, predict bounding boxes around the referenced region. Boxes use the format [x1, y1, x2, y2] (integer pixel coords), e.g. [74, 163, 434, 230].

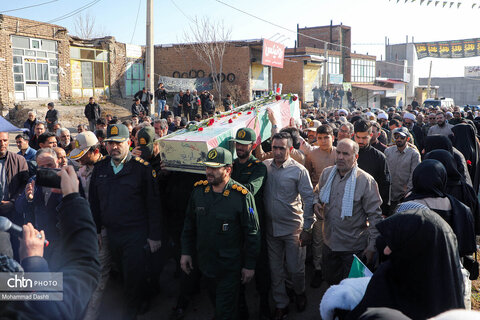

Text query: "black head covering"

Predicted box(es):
[425, 150, 462, 186]
[358, 308, 411, 320]
[405, 159, 447, 201]
[424, 135, 453, 154]
[451, 123, 479, 191]
[425, 149, 480, 235]
[348, 209, 465, 320]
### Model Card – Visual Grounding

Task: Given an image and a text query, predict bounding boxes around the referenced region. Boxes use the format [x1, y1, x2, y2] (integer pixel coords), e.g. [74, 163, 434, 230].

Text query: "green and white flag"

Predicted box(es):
[348, 254, 373, 278]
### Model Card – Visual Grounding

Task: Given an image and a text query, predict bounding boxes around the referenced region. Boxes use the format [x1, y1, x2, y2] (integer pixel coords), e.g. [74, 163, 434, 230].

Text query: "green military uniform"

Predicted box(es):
[231, 128, 270, 318]
[181, 147, 261, 320]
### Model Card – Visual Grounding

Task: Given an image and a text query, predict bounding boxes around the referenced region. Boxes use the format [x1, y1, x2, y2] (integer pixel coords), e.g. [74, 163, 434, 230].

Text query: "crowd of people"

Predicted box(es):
[0, 95, 478, 320]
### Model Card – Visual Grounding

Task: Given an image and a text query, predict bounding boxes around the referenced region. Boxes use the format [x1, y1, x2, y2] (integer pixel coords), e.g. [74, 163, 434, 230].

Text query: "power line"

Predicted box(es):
[214, 0, 411, 69]
[214, 0, 347, 50]
[130, 0, 142, 43]
[170, 0, 194, 22]
[17, 0, 102, 32]
[0, 0, 59, 13]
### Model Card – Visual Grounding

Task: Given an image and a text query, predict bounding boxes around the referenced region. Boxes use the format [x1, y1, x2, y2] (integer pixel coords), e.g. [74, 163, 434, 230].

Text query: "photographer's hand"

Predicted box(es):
[58, 166, 79, 197]
[19, 223, 45, 261]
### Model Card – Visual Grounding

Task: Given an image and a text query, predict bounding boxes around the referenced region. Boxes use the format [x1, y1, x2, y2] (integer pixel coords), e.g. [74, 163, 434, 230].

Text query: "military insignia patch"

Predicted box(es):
[238, 130, 246, 139]
[247, 163, 252, 167]
[249, 207, 255, 215]
[242, 189, 248, 195]
[232, 184, 238, 190]
[223, 190, 230, 197]
[111, 126, 119, 135]
[208, 149, 218, 160]
[203, 180, 208, 185]
[205, 186, 210, 193]
[152, 169, 157, 178]
[139, 137, 147, 145]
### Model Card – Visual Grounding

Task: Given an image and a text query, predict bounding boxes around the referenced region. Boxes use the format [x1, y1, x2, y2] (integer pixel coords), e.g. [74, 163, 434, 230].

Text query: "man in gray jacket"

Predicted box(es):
[315, 139, 382, 286]
[172, 90, 184, 117]
[263, 132, 315, 319]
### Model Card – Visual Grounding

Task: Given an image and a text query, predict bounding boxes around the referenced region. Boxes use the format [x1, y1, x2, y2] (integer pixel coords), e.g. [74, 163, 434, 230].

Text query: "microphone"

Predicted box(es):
[0, 216, 49, 247]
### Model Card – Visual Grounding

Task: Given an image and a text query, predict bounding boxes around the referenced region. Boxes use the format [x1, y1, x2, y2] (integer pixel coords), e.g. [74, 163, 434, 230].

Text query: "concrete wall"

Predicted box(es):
[385, 43, 418, 99]
[376, 60, 407, 80]
[418, 77, 480, 106]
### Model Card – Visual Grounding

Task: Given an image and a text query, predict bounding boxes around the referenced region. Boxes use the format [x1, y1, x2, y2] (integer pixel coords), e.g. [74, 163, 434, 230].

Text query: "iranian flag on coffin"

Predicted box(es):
[157, 94, 300, 173]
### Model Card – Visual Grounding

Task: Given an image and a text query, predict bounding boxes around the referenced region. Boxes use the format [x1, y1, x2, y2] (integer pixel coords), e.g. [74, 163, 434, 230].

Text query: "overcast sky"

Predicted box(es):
[6, 0, 480, 78]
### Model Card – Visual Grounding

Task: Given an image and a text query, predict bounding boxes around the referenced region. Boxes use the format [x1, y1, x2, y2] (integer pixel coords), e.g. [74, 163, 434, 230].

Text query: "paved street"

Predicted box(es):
[100, 259, 328, 320]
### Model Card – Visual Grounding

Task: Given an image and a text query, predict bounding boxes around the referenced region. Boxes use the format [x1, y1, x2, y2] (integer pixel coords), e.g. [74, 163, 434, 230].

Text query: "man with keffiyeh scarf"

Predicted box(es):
[315, 139, 383, 286]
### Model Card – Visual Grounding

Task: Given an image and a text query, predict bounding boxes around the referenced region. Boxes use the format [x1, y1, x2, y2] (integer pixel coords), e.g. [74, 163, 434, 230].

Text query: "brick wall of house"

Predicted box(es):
[154, 44, 253, 105]
[0, 15, 71, 111]
[272, 57, 305, 101]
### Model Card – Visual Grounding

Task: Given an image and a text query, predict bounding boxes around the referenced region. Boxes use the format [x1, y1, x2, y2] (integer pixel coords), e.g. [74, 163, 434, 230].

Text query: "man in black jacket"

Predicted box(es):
[45, 102, 59, 133]
[0, 165, 100, 320]
[353, 120, 391, 216]
[203, 94, 216, 115]
[182, 89, 193, 121]
[131, 98, 144, 118]
[89, 124, 161, 318]
[134, 87, 153, 116]
[403, 112, 424, 152]
[154, 82, 167, 116]
[85, 97, 102, 131]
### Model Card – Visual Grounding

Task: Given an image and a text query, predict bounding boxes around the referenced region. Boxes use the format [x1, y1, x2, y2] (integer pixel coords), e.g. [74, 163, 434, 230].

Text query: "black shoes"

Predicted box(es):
[273, 307, 289, 320]
[310, 269, 323, 288]
[295, 292, 307, 312]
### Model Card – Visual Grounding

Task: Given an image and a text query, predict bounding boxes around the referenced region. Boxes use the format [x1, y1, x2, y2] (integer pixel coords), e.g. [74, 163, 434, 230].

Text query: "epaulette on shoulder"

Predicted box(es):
[134, 156, 149, 166]
[231, 183, 249, 195]
[194, 180, 208, 187]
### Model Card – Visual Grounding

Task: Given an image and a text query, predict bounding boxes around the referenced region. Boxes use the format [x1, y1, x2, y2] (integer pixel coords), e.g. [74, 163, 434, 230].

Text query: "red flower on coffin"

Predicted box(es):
[208, 119, 215, 126]
[275, 95, 281, 101]
[228, 119, 233, 123]
[198, 127, 204, 131]
[247, 111, 252, 115]
[293, 96, 298, 101]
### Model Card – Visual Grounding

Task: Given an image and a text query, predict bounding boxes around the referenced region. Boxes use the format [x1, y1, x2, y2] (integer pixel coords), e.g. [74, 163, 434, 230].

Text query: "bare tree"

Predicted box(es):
[73, 12, 108, 39]
[183, 17, 231, 103]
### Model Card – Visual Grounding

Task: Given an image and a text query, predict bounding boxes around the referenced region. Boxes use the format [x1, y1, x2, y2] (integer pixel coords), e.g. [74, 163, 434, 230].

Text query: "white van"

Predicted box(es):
[422, 97, 455, 109]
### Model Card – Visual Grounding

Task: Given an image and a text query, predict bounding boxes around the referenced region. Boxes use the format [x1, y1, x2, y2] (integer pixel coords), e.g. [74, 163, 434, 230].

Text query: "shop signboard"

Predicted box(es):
[262, 39, 285, 68]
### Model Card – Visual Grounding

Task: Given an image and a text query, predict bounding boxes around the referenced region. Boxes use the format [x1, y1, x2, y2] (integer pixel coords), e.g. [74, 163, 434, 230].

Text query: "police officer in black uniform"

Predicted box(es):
[181, 147, 261, 320]
[89, 124, 162, 319]
[231, 128, 271, 319]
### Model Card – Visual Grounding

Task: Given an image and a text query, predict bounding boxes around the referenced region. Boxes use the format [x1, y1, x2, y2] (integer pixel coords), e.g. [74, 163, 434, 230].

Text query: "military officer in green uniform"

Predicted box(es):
[231, 128, 270, 319]
[180, 147, 261, 320]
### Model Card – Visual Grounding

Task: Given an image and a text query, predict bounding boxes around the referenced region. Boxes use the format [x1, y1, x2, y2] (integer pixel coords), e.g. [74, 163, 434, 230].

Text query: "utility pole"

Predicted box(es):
[146, 0, 154, 115]
[323, 42, 329, 91]
[426, 60, 432, 99]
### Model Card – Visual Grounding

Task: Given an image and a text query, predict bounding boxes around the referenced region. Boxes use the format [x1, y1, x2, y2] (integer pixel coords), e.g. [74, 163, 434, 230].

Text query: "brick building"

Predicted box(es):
[271, 24, 377, 105]
[0, 14, 71, 111]
[69, 36, 136, 100]
[0, 14, 143, 114]
[154, 40, 265, 105]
